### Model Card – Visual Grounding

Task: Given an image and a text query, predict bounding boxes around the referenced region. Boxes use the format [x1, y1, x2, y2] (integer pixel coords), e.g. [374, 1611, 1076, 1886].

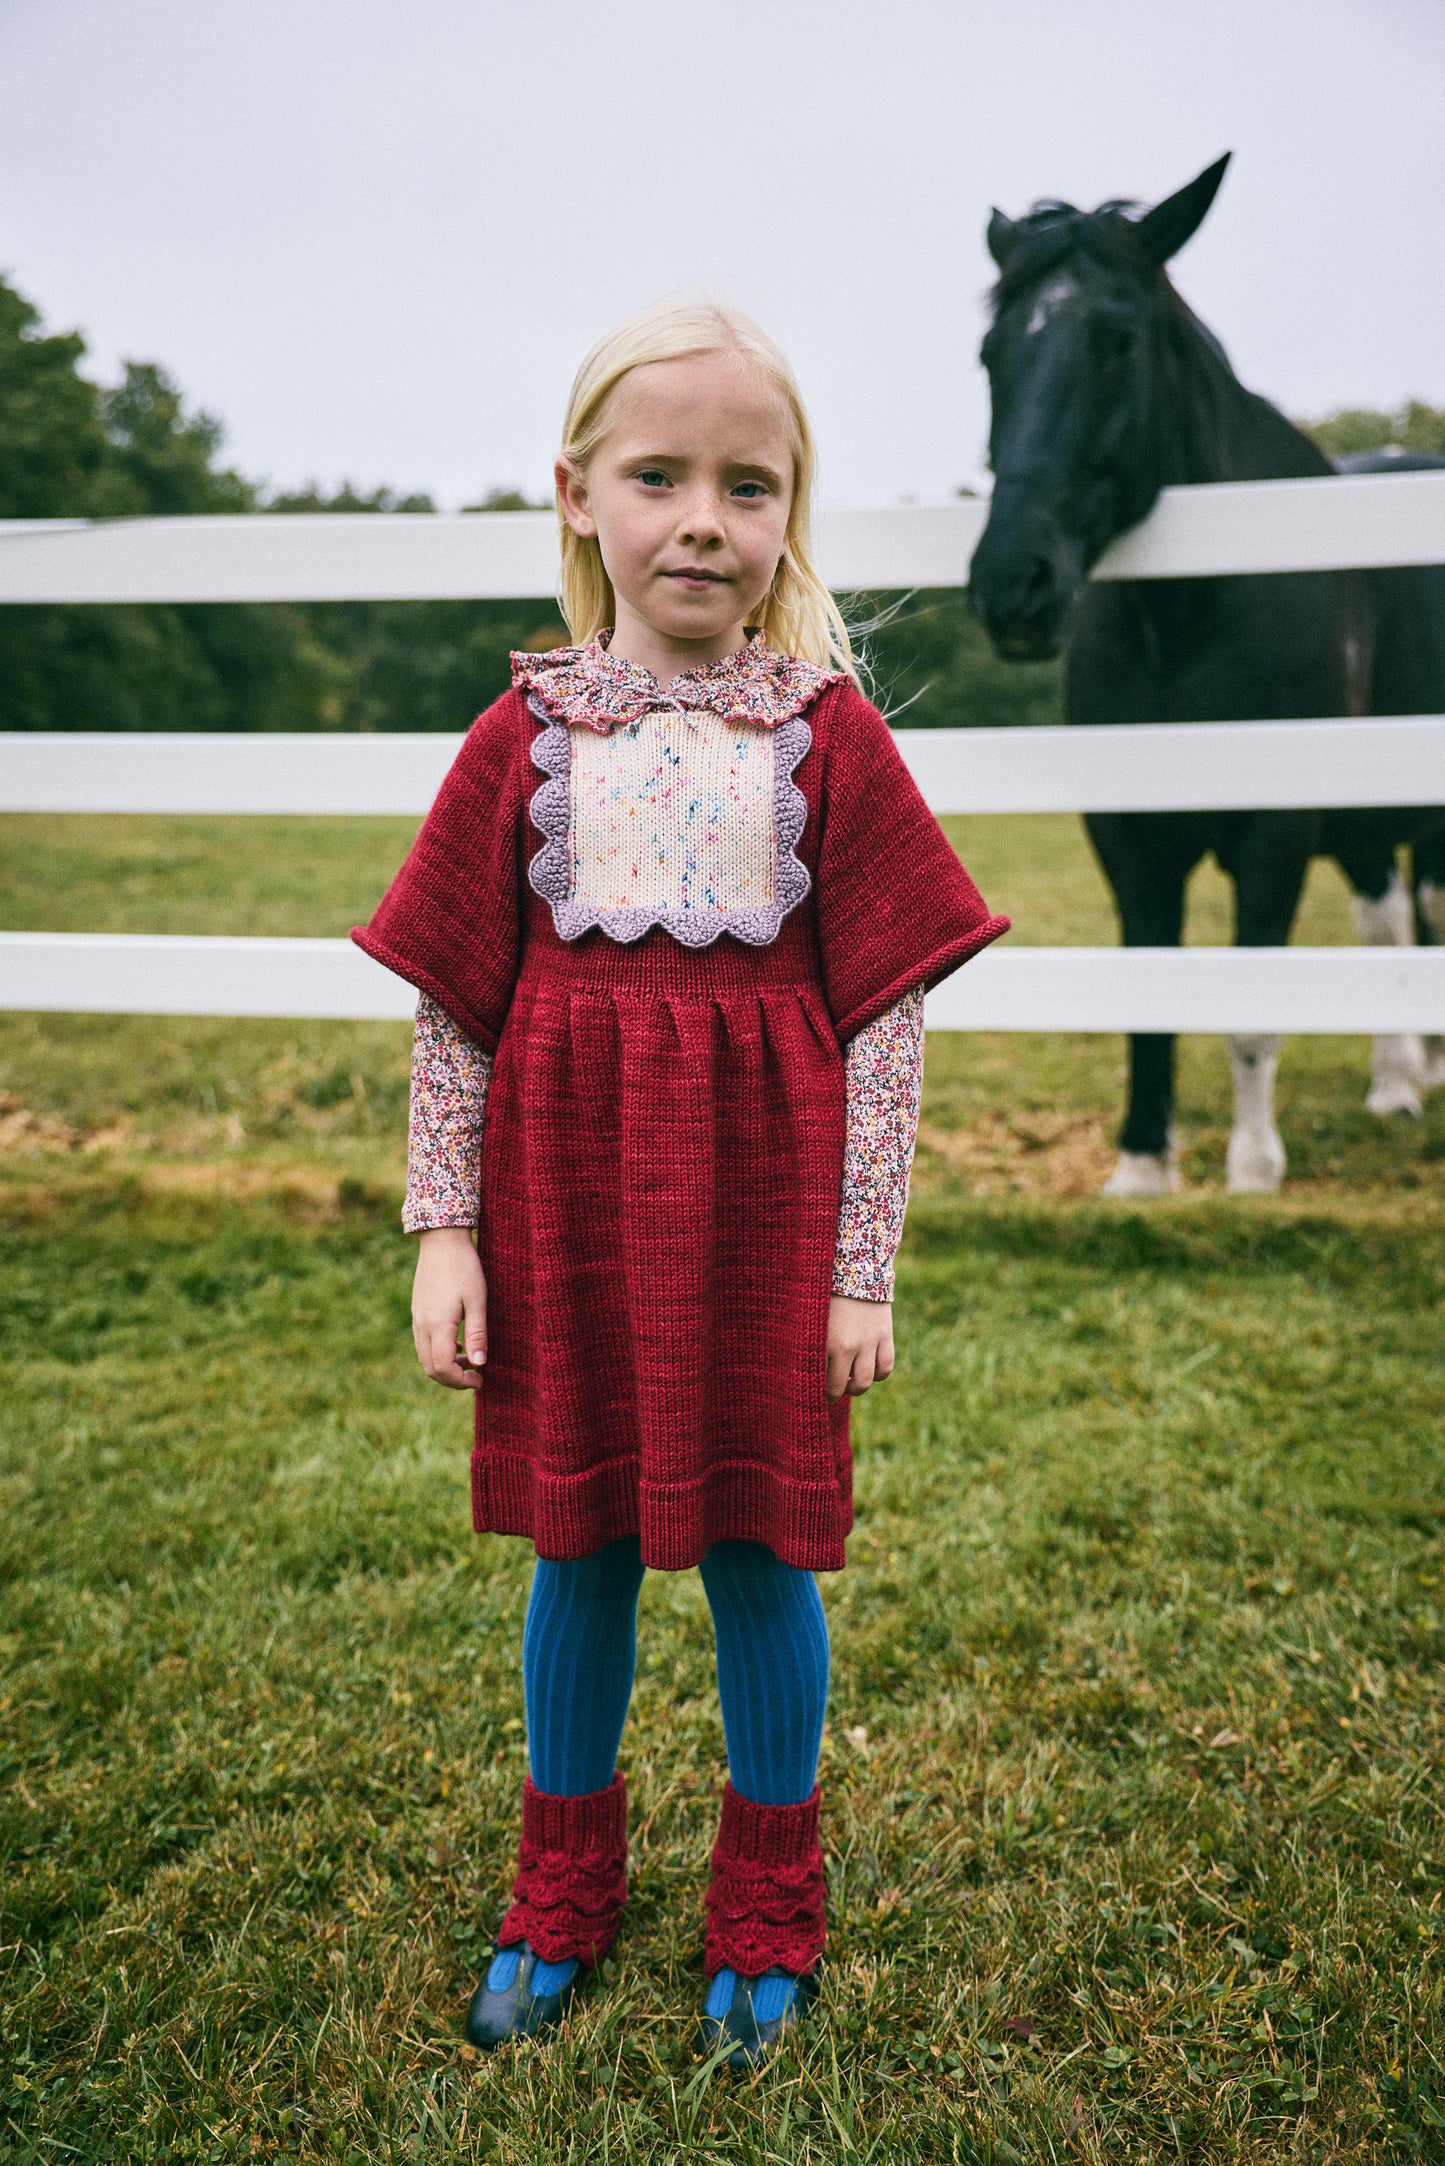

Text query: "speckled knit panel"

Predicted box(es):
[404, 988, 926, 1302]
[569, 710, 777, 914]
[831, 986, 926, 1303]
[401, 991, 493, 1233]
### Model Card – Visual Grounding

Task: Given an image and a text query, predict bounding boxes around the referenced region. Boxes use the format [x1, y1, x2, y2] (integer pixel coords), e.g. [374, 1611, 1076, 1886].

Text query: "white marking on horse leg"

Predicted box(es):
[1353, 869, 1425, 1115]
[1353, 867, 1414, 947]
[1367, 1034, 1427, 1115]
[1103, 1149, 1180, 1198]
[1417, 881, 1445, 1090]
[1226, 1034, 1286, 1192]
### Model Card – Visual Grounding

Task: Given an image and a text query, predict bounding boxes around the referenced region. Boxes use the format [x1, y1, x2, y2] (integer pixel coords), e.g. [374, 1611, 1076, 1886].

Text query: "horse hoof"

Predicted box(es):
[1368, 1034, 1427, 1117]
[1366, 1080, 1424, 1118]
[1226, 1129, 1285, 1193]
[1103, 1150, 1180, 1198]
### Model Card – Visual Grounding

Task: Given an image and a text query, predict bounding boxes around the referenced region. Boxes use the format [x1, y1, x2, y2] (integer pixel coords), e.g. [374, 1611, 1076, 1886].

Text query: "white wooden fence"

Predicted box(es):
[3, 469, 1445, 1033]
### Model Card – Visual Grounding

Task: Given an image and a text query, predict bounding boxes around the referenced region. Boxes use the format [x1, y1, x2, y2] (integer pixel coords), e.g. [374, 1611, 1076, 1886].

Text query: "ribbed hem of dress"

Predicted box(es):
[471, 1451, 852, 1574]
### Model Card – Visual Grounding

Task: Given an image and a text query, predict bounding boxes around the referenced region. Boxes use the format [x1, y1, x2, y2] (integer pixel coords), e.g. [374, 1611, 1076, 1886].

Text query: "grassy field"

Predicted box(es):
[2, 811, 1443, 2162]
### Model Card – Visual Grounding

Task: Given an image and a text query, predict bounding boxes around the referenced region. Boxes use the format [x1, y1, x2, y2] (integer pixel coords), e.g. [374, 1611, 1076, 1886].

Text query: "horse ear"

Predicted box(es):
[986, 208, 1019, 268]
[1134, 153, 1231, 265]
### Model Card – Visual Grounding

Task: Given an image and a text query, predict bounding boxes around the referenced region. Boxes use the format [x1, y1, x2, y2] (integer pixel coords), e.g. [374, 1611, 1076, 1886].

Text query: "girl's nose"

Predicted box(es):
[675, 493, 726, 546]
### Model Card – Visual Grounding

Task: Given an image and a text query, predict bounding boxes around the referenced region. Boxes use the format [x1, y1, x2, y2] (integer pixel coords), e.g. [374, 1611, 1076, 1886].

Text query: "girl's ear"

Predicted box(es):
[555, 456, 597, 539]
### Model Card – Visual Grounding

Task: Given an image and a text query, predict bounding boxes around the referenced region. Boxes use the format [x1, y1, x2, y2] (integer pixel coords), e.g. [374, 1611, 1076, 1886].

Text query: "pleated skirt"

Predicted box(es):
[472, 904, 852, 1571]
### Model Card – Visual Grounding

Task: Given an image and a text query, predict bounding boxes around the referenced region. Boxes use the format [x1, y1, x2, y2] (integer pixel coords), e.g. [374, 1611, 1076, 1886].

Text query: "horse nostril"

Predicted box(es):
[1019, 557, 1057, 607]
[978, 552, 1063, 626]
[969, 511, 1079, 657]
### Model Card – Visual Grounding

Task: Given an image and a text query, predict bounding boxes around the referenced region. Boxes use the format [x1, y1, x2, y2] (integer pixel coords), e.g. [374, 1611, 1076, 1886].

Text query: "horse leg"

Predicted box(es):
[1224, 1036, 1286, 1192]
[1221, 817, 1314, 1193]
[1106, 1034, 1182, 1195]
[1087, 815, 1194, 1197]
[1412, 834, 1445, 1090]
[1348, 856, 1425, 1116]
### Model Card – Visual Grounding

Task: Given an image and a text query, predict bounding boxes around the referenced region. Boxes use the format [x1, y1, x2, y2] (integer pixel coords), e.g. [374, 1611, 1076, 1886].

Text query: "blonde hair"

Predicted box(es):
[556, 298, 858, 681]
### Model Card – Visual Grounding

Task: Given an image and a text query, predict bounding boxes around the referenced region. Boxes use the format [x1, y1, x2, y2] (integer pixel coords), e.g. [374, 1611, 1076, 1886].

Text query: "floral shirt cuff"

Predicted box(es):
[402, 992, 493, 1232]
[832, 987, 925, 1302]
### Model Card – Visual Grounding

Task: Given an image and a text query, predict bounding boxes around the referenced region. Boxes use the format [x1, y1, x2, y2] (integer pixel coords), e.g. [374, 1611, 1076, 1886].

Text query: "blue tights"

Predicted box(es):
[520, 1534, 829, 1807]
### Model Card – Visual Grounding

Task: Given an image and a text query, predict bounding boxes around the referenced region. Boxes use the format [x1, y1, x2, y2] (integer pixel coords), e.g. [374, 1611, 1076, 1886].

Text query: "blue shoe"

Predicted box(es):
[464, 1941, 580, 2048]
[698, 1966, 818, 2071]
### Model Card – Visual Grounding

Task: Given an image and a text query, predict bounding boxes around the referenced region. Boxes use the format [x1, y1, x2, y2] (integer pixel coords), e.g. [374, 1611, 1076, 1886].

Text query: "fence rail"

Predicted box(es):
[4, 933, 1443, 1035]
[6, 716, 1444, 818]
[3, 470, 1444, 1032]
[3, 469, 1445, 600]
[5, 472, 1445, 606]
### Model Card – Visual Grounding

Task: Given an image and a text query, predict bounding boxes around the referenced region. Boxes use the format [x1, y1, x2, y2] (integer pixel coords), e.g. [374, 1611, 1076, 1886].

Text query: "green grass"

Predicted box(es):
[2, 812, 1444, 2160]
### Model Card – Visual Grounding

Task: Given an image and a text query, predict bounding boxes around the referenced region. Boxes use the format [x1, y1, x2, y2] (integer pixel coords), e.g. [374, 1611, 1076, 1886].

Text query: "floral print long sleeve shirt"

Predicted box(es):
[404, 986, 925, 1302]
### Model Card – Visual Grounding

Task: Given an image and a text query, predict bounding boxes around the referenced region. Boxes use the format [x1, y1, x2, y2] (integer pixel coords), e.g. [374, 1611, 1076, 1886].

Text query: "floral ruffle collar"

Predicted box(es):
[511, 631, 845, 735]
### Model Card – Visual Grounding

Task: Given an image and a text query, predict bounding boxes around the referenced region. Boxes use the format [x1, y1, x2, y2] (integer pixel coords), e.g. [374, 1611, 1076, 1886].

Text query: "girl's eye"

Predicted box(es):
[636, 469, 670, 489]
[731, 480, 766, 499]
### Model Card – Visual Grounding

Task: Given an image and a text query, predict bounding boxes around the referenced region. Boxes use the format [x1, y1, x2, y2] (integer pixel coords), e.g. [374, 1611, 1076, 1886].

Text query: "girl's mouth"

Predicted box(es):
[665, 569, 727, 588]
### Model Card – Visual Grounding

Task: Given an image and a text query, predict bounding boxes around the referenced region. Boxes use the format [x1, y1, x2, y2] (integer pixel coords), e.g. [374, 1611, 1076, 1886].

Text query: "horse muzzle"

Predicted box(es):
[967, 504, 1083, 662]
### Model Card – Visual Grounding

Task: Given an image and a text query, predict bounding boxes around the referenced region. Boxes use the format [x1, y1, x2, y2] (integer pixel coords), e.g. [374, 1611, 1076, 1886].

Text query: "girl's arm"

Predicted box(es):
[406, 992, 492, 1390]
[827, 986, 926, 1400]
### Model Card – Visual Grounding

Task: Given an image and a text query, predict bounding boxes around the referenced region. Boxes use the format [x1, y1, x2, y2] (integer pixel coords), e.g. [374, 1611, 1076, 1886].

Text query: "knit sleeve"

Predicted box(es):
[832, 987, 925, 1302]
[351, 691, 530, 1053]
[402, 993, 494, 1233]
[811, 685, 1009, 1043]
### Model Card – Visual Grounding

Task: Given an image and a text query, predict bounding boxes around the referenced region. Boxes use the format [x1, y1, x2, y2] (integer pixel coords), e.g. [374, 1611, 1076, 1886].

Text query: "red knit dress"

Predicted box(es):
[354, 650, 1006, 1574]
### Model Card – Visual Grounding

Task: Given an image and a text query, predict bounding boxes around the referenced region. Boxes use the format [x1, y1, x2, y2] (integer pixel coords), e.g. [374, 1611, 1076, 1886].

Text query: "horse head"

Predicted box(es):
[969, 154, 1231, 660]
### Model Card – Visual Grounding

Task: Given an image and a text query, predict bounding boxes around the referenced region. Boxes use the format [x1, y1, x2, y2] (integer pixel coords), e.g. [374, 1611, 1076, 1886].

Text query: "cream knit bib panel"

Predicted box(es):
[568, 711, 777, 915]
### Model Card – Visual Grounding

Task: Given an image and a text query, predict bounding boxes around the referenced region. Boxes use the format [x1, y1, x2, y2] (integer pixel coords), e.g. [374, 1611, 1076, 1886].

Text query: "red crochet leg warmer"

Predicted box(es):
[496, 1772, 628, 1968]
[703, 1781, 826, 1979]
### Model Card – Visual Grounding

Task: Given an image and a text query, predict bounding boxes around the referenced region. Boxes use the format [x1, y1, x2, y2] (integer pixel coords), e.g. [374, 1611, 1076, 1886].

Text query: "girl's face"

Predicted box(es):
[556, 349, 795, 663]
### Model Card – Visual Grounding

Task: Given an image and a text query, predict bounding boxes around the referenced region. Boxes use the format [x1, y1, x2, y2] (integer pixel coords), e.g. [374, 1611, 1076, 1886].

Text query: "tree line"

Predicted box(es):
[1, 271, 1440, 734]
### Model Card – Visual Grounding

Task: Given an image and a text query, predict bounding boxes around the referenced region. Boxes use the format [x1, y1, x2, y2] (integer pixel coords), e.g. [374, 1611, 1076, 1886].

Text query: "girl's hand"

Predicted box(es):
[826, 1295, 894, 1402]
[413, 1227, 488, 1389]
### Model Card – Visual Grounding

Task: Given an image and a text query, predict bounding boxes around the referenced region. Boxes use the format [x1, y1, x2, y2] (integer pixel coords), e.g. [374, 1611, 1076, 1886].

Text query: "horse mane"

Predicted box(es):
[991, 201, 1236, 381]
[989, 200, 1154, 307]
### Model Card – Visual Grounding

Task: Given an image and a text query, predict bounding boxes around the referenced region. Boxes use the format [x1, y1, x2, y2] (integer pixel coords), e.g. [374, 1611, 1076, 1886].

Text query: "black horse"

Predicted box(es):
[968, 155, 1445, 1193]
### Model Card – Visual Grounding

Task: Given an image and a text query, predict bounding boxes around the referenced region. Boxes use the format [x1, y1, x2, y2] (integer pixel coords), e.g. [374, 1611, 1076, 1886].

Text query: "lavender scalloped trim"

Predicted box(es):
[526, 696, 812, 949]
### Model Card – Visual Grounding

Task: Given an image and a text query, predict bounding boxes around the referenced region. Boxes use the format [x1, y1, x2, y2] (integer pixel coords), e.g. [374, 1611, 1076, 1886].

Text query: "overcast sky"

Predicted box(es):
[1, 0, 1442, 509]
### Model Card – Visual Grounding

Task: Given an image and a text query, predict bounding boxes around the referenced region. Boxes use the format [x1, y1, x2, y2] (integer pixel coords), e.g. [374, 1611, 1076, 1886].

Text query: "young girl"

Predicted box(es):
[354, 300, 1007, 2068]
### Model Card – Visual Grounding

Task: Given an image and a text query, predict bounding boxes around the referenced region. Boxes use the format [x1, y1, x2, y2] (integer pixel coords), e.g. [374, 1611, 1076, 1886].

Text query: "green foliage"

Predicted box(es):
[0, 273, 566, 733]
[274, 595, 570, 732]
[853, 590, 1061, 729]
[0, 279, 111, 517]
[1298, 400, 1445, 460]
[265, 484, 567, 732]
[463, 487, 551, 514]
[99, 360, 254, 518]
[0, 280, 333, 732]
